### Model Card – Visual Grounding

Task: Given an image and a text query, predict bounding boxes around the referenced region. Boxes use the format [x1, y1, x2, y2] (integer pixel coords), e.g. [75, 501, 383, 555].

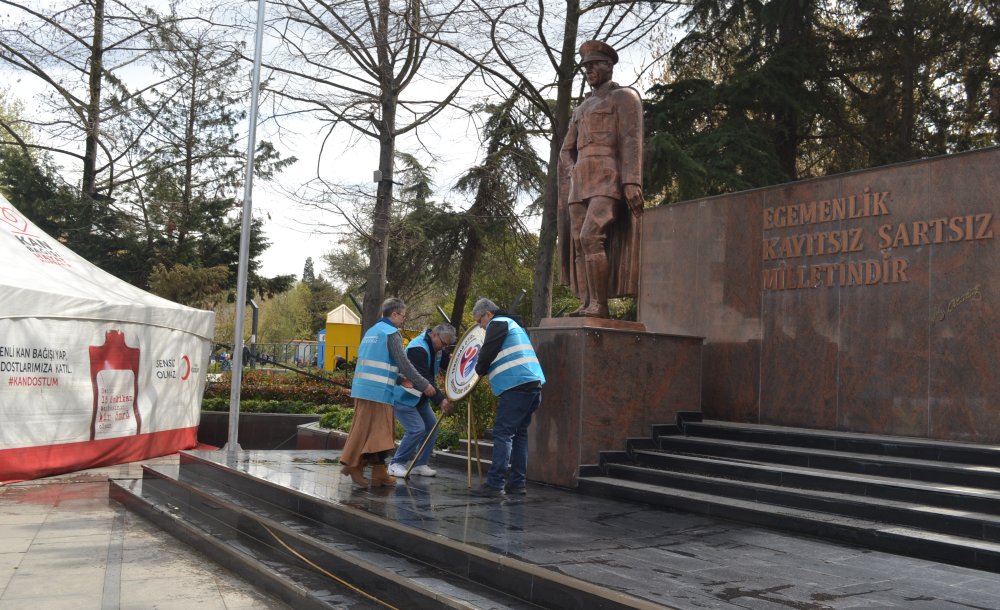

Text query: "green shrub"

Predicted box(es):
[202, 397, 230, 411]
[316, 402, 460, 451]
[204, 366, 493, 455]
[438, 380, 496, 441]
[319, 406, 355, 431]
[434, 428, 460, 451]
[202, 397, 342, 414]
[204, 369, 353, 407]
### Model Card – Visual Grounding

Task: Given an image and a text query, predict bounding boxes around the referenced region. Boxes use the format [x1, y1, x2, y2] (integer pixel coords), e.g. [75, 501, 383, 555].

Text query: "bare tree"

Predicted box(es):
[0, 0, 170, 202]
[0, 1, 296, 291]
[263, 0, 478, 329]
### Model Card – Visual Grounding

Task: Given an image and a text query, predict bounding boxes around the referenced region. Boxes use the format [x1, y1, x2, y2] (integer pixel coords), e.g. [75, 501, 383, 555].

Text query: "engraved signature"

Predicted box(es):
[931, 284, 982, 323]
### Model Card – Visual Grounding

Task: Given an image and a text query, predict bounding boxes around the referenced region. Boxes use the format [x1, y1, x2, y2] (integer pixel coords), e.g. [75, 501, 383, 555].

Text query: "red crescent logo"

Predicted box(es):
[180, 355, 191, 380]
[1, 207, 32, 235]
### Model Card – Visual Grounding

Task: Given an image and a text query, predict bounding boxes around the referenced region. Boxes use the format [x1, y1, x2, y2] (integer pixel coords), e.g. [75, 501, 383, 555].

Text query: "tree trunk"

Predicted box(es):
[363, 108, 396, 332]
[450, 221, 481, 328]
[530, 0, 580, 326]
[181, 54, 199, 251]
[898, 0, 916, 160]
[362, 0, 396, 332]
[83, 0, 105, 203]
[773, 0, 806, 180]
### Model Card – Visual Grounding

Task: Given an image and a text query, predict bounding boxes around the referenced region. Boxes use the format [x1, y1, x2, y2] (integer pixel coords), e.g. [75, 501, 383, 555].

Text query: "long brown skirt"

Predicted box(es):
[339, 398, 396, 468]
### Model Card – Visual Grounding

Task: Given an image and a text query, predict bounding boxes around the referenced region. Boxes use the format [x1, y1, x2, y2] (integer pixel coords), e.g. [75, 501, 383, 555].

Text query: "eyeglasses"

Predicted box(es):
[434, 336, 456, 349]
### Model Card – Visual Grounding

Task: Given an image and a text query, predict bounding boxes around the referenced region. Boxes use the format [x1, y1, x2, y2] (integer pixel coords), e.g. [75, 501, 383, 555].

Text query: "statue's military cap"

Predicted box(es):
[579, 40, 618, 65]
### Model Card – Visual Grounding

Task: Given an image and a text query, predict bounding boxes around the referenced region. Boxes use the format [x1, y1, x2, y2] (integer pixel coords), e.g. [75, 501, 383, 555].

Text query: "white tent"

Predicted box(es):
[0, 194, 215, 482]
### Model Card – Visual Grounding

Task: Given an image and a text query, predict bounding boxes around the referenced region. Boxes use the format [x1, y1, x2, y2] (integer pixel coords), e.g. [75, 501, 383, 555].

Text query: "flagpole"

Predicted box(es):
[226, 0, 267, 453]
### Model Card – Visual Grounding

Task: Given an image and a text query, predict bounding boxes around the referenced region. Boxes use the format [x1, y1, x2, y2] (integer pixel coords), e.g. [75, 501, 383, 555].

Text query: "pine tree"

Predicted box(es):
[302, 258, 316, 284]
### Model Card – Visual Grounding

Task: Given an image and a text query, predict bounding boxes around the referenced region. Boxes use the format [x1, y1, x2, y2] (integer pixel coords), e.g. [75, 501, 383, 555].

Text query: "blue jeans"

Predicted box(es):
[390, 401, 438, 467]
[486, 388, 541, 490]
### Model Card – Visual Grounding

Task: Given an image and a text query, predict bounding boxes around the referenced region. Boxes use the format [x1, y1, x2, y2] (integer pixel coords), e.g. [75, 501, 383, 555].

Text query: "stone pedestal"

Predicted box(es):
[527, 318, 703, 488]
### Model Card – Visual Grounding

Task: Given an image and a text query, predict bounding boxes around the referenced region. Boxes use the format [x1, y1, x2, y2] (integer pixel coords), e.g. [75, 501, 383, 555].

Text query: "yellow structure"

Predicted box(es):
[322, 304, 422, 371]
[323, 304, 361, 370]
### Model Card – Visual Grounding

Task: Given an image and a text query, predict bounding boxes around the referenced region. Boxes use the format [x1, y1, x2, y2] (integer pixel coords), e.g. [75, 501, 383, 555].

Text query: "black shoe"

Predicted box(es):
[472, 485, 506, 498]
[504, 485, 527, 496]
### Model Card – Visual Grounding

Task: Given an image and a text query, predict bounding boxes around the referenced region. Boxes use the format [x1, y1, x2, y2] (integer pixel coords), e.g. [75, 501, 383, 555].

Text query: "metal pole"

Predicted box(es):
[249, 299, 259, 370]
[436, 306, 451, 324]
[226, 0, 267, 453]
[405, 414, 443, 479]
[467, 404, 472, 488]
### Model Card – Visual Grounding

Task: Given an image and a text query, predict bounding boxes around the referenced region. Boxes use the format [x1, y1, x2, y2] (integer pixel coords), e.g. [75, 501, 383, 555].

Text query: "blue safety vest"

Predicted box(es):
[351, 319, 400, 403]
[391, 331, 441, 407]
[486, 317, 545, 395]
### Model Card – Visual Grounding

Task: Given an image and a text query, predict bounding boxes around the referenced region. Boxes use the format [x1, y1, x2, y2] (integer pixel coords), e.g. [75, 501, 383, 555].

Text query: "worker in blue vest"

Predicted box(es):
[387, 323, 457, 477]
[470, 297, 546, 497]
[341, 298, 436, 487]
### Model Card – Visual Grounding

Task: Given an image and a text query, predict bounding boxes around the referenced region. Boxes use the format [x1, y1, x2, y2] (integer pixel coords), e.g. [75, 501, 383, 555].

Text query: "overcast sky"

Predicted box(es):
[0, 0, 661, 285]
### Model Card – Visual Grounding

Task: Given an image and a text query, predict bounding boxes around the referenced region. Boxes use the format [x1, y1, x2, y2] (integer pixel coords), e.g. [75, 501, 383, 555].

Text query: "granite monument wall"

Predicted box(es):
[640, 147, 1000, 443]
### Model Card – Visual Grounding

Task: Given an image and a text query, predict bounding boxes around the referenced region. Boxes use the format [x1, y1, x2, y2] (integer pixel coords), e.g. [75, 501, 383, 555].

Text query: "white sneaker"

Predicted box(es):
[387, 462, 408, 477]
[410, 464, 437, 477]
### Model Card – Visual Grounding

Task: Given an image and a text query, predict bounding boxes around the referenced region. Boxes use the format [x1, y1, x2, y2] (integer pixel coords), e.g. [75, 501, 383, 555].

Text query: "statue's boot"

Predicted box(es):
[577, 253, 610, 318]
[567, 253, 591, 317]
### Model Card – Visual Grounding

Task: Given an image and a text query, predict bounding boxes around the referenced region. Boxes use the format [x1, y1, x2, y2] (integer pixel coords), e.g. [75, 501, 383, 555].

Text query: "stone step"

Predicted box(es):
[611, 449, 1000, 516]
[434, 446, 492, 472]
[115, 451, 661, 610]
[576, 475, 1000, 573]
[110, 477, 385, 609]
[458, 438, 494, 461]
[580, 419, 1000, 572]
[654, 435, 1000, 488]
[600, 460, 1000, 541]
[113, 465, 533, 609]
[678, 420, 1000, 466]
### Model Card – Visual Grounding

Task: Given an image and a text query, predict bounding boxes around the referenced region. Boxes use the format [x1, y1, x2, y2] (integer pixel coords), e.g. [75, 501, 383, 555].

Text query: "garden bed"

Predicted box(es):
[295, 422, 349, 450]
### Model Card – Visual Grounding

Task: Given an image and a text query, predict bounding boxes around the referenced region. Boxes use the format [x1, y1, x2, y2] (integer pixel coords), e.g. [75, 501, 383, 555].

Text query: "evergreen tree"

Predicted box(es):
[302, 258, 315, 284]
[645, 0, 1000, 203]
[645, 0, 832, 203]
[305, 276, 342, 333]
[451, 95, 545, 323]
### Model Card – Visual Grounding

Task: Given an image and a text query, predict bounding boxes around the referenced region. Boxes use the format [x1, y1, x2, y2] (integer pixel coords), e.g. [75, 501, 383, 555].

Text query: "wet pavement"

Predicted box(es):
[194, 449, 1000, 609]
[0, 455, 290, 610]
[7, 448, 1000, 609]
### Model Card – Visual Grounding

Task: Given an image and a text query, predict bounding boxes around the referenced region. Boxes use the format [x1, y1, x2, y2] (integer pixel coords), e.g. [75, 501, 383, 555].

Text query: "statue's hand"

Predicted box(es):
[625, 184, 644, 217]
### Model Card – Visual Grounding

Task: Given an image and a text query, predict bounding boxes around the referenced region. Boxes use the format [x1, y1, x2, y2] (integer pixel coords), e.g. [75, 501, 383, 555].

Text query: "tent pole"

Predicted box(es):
[226, 0, 267, 454]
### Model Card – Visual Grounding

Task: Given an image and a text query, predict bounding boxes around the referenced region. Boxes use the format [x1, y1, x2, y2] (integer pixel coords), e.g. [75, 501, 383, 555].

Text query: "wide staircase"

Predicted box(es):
[111, 451, 653, 610]
[577, 414, 1000, 572]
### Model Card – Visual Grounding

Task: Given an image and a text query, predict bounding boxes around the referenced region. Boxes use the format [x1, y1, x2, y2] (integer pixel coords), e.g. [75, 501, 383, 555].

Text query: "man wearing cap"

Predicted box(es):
[558, 39, 643, 318]
[470, 297, 545, 497]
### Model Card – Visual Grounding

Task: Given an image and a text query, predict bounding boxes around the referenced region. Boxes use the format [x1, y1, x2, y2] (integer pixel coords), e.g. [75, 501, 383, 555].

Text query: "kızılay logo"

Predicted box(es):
[2, 206, 71, 267]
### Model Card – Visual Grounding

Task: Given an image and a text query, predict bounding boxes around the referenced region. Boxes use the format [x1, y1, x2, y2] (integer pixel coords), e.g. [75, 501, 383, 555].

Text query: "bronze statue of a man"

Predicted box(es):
[558, 40, 643, 318]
